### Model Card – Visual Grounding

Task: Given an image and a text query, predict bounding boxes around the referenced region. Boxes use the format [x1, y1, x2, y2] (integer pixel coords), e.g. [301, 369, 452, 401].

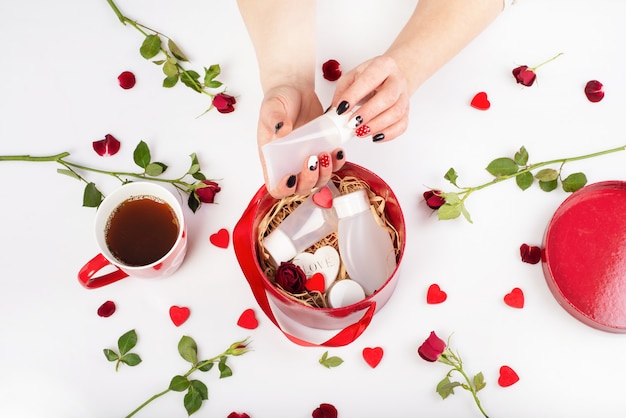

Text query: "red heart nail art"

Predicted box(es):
[305, 272, 326, 293]
[498, 365, 520, 387]
[470, 91, 491, 110]
[169, 305, 190, 327]
[426, 283, 447, 304]
[504, 287, 524, 308]
[362, 346, 384, 368]
[312, 186, 333, 208]
[210, 228, 230, 248]
[237, 308, 259, 329]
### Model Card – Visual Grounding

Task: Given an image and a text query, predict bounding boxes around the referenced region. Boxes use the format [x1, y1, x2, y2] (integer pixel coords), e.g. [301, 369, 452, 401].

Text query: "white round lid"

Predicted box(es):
[327, 279, 366, 308]
[262, 228, 297, 263]
[333, 189, 369, 219]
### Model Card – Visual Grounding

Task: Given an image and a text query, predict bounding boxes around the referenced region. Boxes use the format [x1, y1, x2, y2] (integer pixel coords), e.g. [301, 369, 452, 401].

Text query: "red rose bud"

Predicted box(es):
[584, 80, 604, 103]
[312, 403, 338, 418]
[212, 93, 236, 113]
[423, 190, 446, 210]
[322, 59, 342, 81]
[195, 180, 221, 204]
[275, 262, 307, 293]
[520, 243, 542, 264]
[117, 71, 136, 89]
[512, 65, 537, 87]
[97, 300, 116, 317]
[418, 331, 446, 362]
[92, 134, 121, 157]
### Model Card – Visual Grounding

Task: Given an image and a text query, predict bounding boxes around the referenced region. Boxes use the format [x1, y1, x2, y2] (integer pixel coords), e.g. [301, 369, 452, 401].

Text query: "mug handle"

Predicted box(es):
[233, 193, 375, 347]
[78, 253, 129, 289]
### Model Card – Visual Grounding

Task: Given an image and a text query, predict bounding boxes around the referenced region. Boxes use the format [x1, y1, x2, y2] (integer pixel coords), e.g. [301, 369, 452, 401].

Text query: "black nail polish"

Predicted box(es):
[324, 105, 332, 114]
[373, 133, 385, 142]
[286, 175, 297, 188]
[336, 150, 344, 160]
[336, 101, 350, 115]
[274, 122, 284, 134]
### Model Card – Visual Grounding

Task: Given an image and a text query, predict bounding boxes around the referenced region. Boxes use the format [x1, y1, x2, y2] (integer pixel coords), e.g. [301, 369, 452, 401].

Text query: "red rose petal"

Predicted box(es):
[92, 134, 121, 157]
[118, 71, 136, 89]
[312, 403, 338, 418]
[97, 300, 116, 317]
[169, 305, 190, 326]
[362, 346, 384, 368]
[322, 59, 342, 81]
[209, 228, 229, 248]
[227, 413, 250, 418]
[520, 243, 542, 264]
[237, 308, 259, 329]
[584, 80, 604, 103]
[504, 287, 524, 309]
[498, 365, 520, 387]
[426, 283, 447, 304]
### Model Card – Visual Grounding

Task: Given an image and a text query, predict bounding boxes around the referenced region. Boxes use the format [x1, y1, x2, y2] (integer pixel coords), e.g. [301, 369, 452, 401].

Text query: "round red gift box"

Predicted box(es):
[234, 163, 405, 346]
[542, 181, 626, 332]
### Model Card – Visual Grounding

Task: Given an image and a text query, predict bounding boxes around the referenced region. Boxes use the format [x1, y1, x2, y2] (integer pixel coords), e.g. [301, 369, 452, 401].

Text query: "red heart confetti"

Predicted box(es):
[470, 91, 491, 110]
[209, 228, 229, 248]
[169, 305, 190, 326]
[426, 283, 447, 304]
[97, 300, 116, 317]
[362, 346, 384, 368]
[498, 365, 520, 387]
[227, 413, 251, 418]
[504, 287, 524, 308]
[237, 308, 259, 329]
[305, 272, 326, 293]
[312, 186, 333, 209]
[520, 243, 542, 264]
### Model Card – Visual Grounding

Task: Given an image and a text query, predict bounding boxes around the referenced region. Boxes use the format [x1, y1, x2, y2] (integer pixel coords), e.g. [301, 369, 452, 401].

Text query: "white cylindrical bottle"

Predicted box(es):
[261, 109, 355, 191]
[333, 189, 397, 296]
[263, 183, 340, 264]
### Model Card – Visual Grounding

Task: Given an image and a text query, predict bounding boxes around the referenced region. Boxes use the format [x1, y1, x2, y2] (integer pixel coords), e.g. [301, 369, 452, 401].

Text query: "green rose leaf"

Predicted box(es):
[184, 387, 203, 416]
[168, 39, 188, 62]
[436, 376, 461, 400]
[204, 64, 221, 83]
[145, 162, 167, 177]
[118, 329, 138, 356]
[516, 171, 534, 191]
[169, 375, 190, 392]
[444, 167, 459, 187]
[486, 157, 519, 177]
[57, 168, 81, 180]
[163, 59, 178, 77]
[319, 351, 344, 369]
[83, 182, 103, 208]
[205, 80, 223, 89]
[140, 34, 162, 59]
[187, 192, 201, 213]
[163, 75, 179, 88]
[180, 70, 202, 93]
[218, 356, 233, 379]
[473, 372, 486, 392]
[197, 360, 214, 372]
[535, 168, 559, 182]
[103, 348, 119, 362]
[514, 146, 529, 166]
[190, 380, 209, 401]
[539, 179, 558, 192]
[192, 172, 206, 181]
[178, 336, 198, 364]
[120, 353, 142, 367]
[133, 141, 151, 169]
[562, 172, 587, 192]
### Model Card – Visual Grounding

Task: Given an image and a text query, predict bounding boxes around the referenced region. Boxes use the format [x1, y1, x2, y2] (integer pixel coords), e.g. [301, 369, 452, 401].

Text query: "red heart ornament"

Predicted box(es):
[470, 91, 491, 110]
[169, 305, 190, 327]
[426, 283, 447, 304]
[362, 346, 384, 368]
[504, 287, 525, 308]
[498, 365, 520, 387]
[305, 272, 326, 293]
[237, 308, 259, 329]
[210, 228, 230, 248]
[312, 186, 333, 208]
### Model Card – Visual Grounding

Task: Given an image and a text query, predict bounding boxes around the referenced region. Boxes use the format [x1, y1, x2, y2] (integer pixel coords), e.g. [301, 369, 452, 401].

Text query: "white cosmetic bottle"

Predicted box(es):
[261, 109, 355, 191]
[333, 189, 397, 295]
[263, 183, 340, 264]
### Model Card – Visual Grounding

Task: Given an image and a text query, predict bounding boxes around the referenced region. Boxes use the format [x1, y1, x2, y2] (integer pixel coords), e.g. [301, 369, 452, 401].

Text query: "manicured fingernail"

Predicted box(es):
[336, 150, 344, 160]
[307, 156, 318, 171]
[320, 153, 331, 168]
[274, 122, 284, 133]
[373, 133, 385, 142]
[286, 175, 297, 188]
[324, 105, 332, 114]
[348, 115, 363, 128]
[336, 101, 350, 115]
[355, 125, 371, 137]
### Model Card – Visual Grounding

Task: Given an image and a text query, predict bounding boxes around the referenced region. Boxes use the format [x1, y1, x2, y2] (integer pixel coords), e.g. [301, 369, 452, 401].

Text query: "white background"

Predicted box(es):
[1, 1, 626, 417]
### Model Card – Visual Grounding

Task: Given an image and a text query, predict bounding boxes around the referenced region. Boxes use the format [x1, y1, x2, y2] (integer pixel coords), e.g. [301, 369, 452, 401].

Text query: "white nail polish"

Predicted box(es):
[307, 155, 318, 171]
[347, 115, 363, 129]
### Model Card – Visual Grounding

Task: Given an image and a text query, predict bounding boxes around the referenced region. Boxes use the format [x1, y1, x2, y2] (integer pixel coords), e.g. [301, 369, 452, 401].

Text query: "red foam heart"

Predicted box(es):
[312, 186, 333, 209]
[237, 308, 259, 329]
[426, 283, 447, 304]
[470, 91, 491, 110]
[498, 365, 520, 387]
[169, 305, 190, 327]
[210, 228, 230, 248]
[362, 346, 384, 368]
[305, 272, 326, 293]
[504, 287, 525, 308]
